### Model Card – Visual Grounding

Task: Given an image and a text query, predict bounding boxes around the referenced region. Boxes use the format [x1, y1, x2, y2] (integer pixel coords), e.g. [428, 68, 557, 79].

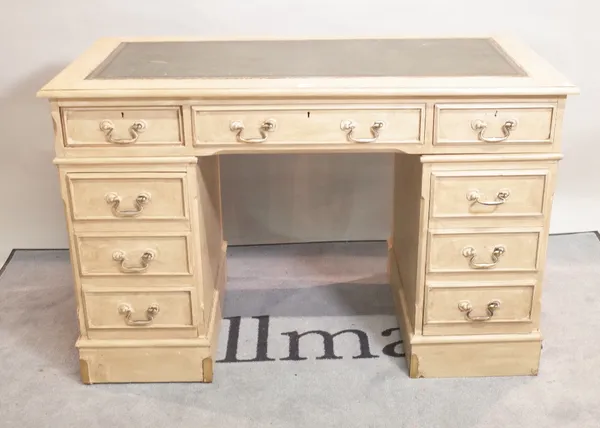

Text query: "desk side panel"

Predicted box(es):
[390, 154, 429, 335]
[192, 157, 225, 328]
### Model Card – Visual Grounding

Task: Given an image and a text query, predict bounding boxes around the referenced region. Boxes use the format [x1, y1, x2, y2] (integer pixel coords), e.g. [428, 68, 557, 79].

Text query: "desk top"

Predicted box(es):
[38, 36, 577, 98]
[86, 39, 526, 79]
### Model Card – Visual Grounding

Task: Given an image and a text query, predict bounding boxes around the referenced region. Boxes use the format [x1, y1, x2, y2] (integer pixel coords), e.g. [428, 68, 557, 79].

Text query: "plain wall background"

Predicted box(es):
[0, 1, 595, 255]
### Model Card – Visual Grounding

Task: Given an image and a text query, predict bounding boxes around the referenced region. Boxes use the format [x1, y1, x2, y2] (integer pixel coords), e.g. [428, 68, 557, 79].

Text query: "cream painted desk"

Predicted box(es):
[38, 37, 577, 383]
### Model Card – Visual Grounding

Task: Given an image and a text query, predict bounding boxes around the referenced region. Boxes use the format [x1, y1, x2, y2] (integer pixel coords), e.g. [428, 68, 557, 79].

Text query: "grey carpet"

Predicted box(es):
[1, 233, 599, 428]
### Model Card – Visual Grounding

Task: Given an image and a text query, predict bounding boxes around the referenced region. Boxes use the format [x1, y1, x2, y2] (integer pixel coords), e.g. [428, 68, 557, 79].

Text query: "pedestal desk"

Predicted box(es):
[38, 37, 577, 383]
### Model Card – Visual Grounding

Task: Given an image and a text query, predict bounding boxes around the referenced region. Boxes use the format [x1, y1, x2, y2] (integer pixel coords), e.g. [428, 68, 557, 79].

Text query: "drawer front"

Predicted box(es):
[62, 107, 184, 147]
[67, 172, 189, 222]
[424, 284, 534, 335]
[434, 104, 555, 146]
[75, 234, 192, 276]
[430, 169, 549, 220]
[83, 290, 196, 339]
[193, 105, 424, 145]
[427, 230, 541, 273]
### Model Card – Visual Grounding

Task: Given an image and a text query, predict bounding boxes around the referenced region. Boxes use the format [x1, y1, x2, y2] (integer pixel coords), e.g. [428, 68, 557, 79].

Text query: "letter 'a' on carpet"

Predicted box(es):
[0, 233, 599, 427]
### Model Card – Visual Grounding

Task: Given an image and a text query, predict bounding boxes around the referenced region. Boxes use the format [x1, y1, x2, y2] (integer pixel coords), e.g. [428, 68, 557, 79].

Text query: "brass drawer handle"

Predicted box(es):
[105, 192, 151, 217]
[466, 189, 510, 206]
[99, 120, 147, 144]
[471, 119, 517, 143]
[118, 303, 160, 326]
[112, 249, 156, 273]
[230, 119, 276, 143]
[458, 300, 500, 322]
[340, 120, 384, 143]
[462, 245, 505, 269]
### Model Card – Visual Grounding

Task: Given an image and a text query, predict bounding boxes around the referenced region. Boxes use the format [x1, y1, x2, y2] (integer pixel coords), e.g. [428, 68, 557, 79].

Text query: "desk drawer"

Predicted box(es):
[83, 289, 197, 339]
[427, 230, 541, 274]
[62, 107, 184, 147]
[423, 284, 535, 335]
[67, 172, 189, 222]
[193, 105, 424, 145]
[430, 169, 549, 220]
[434, 103, 556, 146]
[75, 233, 193, 277]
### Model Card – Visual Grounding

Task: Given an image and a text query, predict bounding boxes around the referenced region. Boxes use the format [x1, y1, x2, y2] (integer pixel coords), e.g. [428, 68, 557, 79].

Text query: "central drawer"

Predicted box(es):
[192, 105, 424, 145]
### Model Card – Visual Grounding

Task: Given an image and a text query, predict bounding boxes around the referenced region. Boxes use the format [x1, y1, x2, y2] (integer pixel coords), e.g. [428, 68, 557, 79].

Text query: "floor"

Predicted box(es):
[1, 233, 599, 428]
